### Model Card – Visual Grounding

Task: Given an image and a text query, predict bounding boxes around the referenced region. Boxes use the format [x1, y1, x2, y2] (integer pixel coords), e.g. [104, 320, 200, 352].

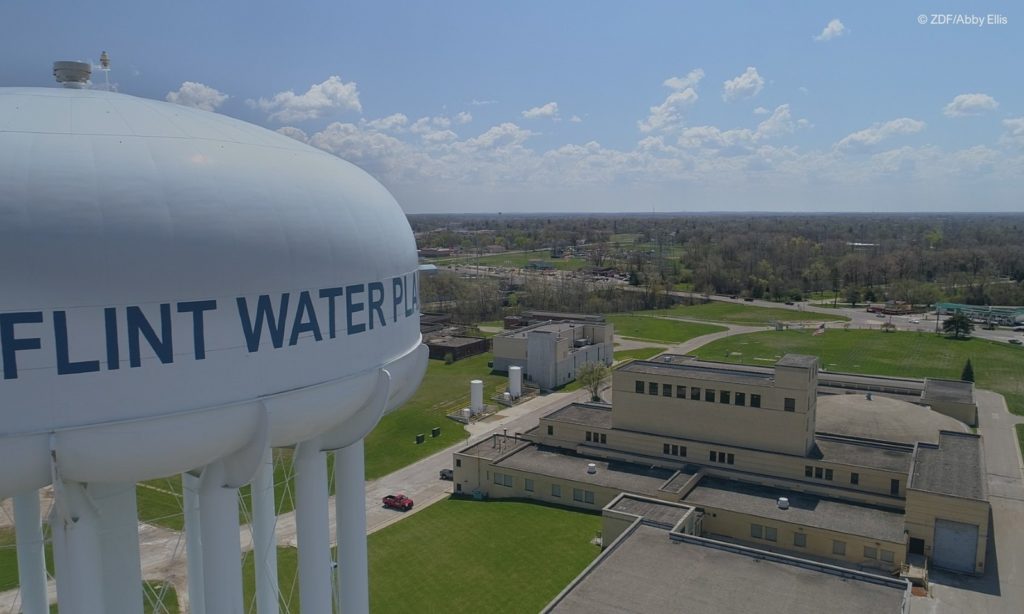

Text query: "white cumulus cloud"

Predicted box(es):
[722, 67, 764, 102]
[814, 19, 846, 42]
[165, 82, 228, 112]
[455, 111, 473, 124]
[639, 68, 704, 133]
[250, 76, 361, 123]
[569, 115, 582, 123]
[753, 106, 769, 115]
[1001, 117, 1024, 147]
[522, 102, 560, 120]
[943, 93, 999, 117]
[835, 118, 925, 152]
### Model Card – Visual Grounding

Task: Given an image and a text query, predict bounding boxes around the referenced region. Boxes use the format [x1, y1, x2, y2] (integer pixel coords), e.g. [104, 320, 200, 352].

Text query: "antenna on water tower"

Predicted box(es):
[99, 51, 111, 90]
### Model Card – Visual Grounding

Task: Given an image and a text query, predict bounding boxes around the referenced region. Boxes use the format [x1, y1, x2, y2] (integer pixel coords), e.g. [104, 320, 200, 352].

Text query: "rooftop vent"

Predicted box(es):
[586, 463, 597, 474]
[53, 61, 91, 88]
[777, 497, 790, 510]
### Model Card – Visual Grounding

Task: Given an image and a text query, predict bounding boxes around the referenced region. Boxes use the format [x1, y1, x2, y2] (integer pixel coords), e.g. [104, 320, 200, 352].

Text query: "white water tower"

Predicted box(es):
[509, 365, 523, 398]
[470, 379, 485, 414]
[0, 75, 427, 613]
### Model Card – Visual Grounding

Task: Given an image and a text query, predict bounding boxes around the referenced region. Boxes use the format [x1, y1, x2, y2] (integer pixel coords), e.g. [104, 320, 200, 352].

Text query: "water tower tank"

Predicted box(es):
[0, 86, 428, 613]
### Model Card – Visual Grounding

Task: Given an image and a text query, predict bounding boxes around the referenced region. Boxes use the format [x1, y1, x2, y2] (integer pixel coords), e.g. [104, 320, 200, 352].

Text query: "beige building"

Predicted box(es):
[491, 320, 613, 390]
[454, 353, 990, 579]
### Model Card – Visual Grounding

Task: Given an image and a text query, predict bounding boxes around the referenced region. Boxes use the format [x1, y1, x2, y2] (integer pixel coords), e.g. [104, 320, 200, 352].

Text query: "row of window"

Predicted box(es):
[663, 443, 687, 457]
[749, 524, 895, 562]
[803, 465, 900, 495]
[585, 431, 607, 444]
[709, 450, 735, 465]
[494, 472, 597, 505]
[634, 380, 778, 410]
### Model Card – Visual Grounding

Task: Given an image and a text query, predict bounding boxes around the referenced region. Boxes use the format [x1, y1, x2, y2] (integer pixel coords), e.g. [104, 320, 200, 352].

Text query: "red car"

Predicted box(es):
[382, 494, 414, 511]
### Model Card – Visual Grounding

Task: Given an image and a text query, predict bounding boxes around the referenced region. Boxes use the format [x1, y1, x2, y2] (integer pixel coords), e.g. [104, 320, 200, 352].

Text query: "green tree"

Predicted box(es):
[845, 287, 862, 307]
[881, 322, 896, 333]
[961, 359, 975, 382]
[942, 312, 974, 339]
[577, 361, 610, 402]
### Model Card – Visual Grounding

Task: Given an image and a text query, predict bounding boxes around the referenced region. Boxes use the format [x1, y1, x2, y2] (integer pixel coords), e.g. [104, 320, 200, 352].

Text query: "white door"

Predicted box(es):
[932, 519, 979, 573]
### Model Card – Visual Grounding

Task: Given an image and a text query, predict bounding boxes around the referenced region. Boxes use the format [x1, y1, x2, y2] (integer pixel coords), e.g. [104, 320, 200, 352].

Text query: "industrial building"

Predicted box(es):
[454, 353, 991, 593]
[491, 320, 613, 390]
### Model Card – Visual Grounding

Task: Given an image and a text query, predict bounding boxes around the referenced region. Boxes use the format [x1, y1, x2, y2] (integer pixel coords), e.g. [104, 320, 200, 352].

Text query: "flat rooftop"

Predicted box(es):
[425, 335, 486, 348]
[544, 403, 613, 429]
[776, 354, 819, 368]
[459, 435, 528, 461]
[494, 445, 677, 497]
[606, 495, 693, 528]
[504, 321, 581, 339]
[618, 359, 773, 385]
[922, 378, 975, 404]
[813, 435, 914, 473]
[910, 431, 986, 500]
[684, 476, 906, 543]
[523, 310, 605, 322]
[546, 524, 908, 614]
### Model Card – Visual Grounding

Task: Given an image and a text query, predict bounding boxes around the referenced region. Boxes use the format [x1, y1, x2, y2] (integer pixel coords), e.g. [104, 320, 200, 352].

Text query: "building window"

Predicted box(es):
[804, 466, 813, 478]
[635, 380, 644, 393]
[750, 394, 761, 408]
[719, 391, 731, 404]
[573, 488, 584, 502]
[750, 524, 763, 539]
[494, 473, 512, 487]
[504, 474, 513, 487]
[547, 425, 553, 436]
[525, 479, 534, 492]
[662, 383, 672, 397]
[456, 458, 462, 468]
[709, 451, 716, 462]
[793, 533, 806, 548]
[726, 453, 734, 465]
[647, 382, 657, 395]
[551, 484, 561, 498]
[765, 526, 777, 542]
[735, 392, 745, 406]
[850, 472, 859, 485]
[690, 387, 701, 400]
[832, 541, 846, 556]
[584, 491, 595, 504]
[663, 443, 671, 454]
[890, 479, 900, 496]
[864, 546, 877, 560]
[784, 397, 796, 412]
[880, 550, 894, 563]
[585, 431, 592, 442]
[600, 433, 607, 444]
[705, 389, 715, 403]
[676, 385, 686, 399]
[824, 469, 833, 481]
[814, 467, 823, 479]
[493, 472, 502, 485]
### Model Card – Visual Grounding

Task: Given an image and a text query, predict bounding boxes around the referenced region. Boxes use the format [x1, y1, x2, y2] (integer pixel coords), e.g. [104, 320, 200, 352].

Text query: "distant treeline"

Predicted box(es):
[412, 213, 1024, 308]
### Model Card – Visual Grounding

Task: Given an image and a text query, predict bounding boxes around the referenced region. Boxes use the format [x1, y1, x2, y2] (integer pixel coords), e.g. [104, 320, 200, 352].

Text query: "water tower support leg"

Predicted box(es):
[335, 438, 370, 614]
[92, 482, 143, 614]
[182, 472, 206, 614]
[13, 490, 48, 614]
[251, 447, 280, 614]
[198, 462, 244, 614]
[50, 480, 106, 614]
[295, 439, 333, 613]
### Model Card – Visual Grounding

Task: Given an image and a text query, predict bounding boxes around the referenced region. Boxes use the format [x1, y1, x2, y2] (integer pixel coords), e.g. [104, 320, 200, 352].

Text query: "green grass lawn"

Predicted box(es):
[240, 498, 601, 613]
[369, 498, 601, 613]
[0, 527, 54, 592]
[607, 314, 724, 344]
[693, 329, 1024, 416]
[614, 346, 665, 363]
[365, 353, 505, 479]
[646, 301, 848, 325]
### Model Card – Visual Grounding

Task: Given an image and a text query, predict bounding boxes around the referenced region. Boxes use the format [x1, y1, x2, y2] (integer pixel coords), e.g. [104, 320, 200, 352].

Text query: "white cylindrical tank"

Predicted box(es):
[470, 379, 484, 413]
[0, 87, 428, 497]
[509, 365, 523, 398]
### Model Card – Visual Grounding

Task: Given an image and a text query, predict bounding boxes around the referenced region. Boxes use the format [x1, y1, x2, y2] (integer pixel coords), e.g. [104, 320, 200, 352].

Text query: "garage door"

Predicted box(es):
[932, 519, 978, 573]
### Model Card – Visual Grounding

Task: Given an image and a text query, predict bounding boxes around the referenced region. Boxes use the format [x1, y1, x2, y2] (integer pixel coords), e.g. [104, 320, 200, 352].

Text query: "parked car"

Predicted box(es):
[784, 301, 794, 305]
[1013, 326, 1024, 332]
[875, 313, 886, 318]
[1009, 339, 1022, 345]
[382, 494, 414, 511]
[909, 318, 920, 324]
[743, 297, 754, 302]
[439, 468, 453, 480]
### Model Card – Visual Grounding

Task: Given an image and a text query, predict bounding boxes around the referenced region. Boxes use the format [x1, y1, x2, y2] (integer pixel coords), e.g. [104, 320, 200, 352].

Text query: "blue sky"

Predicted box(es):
[2, 1, 1021, 213]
